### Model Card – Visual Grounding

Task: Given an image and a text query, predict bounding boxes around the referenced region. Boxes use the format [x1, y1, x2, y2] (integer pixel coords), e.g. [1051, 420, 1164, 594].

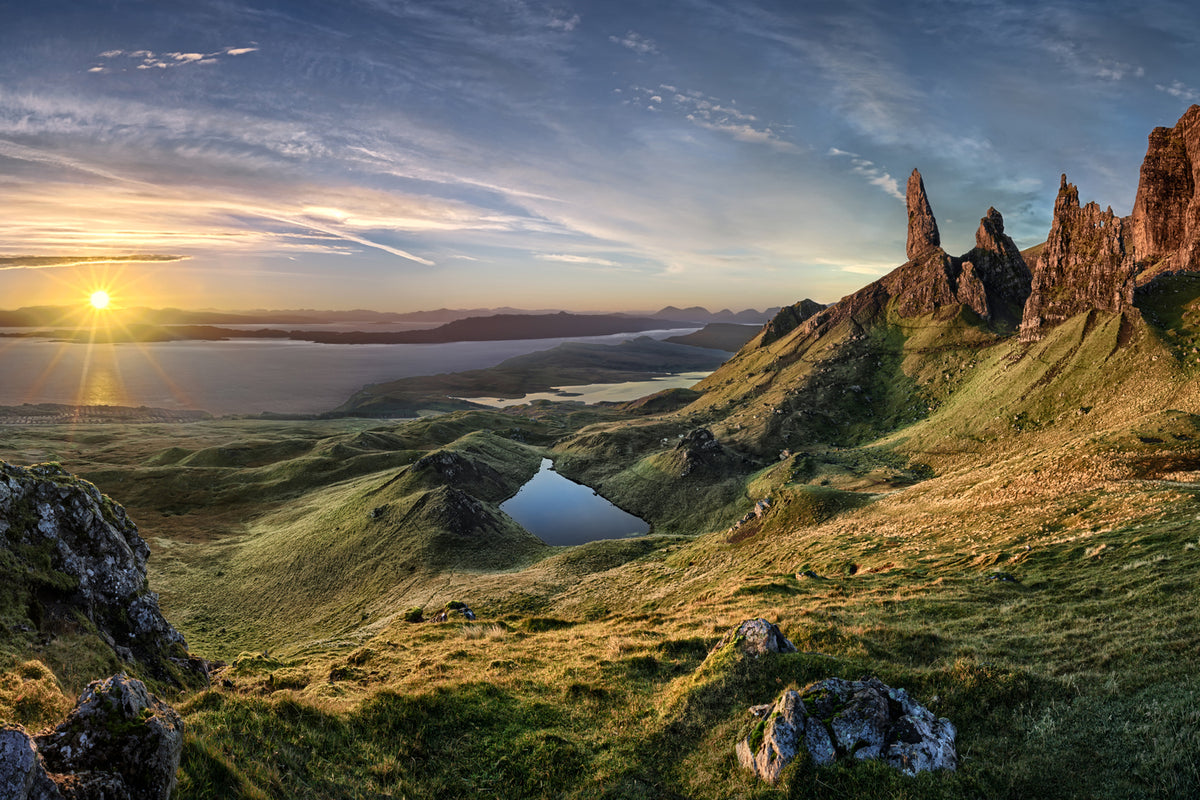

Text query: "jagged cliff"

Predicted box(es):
[1130, 104, 1200, 276]
[1019, 175, 1138, 342]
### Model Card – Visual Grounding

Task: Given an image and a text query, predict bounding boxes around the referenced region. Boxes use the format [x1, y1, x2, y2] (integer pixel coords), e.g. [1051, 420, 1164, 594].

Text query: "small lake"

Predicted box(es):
[501, 459, 649, 546]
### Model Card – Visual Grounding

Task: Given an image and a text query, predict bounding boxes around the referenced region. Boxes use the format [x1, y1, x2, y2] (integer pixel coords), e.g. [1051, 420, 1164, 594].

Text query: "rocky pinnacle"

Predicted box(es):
[906, 168, 941, 260]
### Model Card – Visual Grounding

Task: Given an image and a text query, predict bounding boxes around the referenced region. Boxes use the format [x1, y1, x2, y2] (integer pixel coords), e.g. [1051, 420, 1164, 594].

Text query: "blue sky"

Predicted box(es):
[0, 0, 1197, 312]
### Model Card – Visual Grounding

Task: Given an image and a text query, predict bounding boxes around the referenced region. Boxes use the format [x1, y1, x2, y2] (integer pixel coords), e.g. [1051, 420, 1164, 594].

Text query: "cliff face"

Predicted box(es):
[1129, 104, 1200, 275]
[1019, 175, 1137, 342]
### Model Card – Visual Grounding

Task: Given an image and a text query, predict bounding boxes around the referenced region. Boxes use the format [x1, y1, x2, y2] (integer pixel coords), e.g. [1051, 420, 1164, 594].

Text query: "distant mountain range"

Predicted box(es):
[0, 304, 781, 328]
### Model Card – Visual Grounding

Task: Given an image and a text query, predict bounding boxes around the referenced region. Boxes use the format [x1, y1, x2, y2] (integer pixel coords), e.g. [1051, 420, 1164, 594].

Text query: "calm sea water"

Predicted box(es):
[501, 459, 649, 545]
[0, 328, 699, 416]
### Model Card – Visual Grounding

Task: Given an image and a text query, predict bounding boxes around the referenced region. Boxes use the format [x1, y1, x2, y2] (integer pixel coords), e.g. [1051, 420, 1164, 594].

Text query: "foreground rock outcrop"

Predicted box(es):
[1019, 175, 1137, 342]
[1130, 104, 1200, 276]
[1, 674, 183, 800]
[737, 677, 956, 784]
[0, 462, 204, 685]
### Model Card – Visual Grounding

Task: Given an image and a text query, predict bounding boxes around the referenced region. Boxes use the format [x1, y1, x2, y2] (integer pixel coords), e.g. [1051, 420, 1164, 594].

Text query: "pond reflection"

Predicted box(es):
[501, 459, 649, 546]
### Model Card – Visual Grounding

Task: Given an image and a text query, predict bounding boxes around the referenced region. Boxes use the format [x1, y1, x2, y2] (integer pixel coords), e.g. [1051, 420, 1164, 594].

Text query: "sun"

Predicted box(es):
[89, 290, 111, 310]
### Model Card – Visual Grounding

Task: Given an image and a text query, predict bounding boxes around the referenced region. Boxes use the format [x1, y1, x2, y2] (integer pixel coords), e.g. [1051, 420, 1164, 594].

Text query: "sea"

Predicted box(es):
[0, 326, 704, 416]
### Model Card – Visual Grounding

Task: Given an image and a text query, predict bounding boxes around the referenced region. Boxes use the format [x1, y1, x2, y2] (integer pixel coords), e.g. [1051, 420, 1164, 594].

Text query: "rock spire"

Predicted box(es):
[906, 168, 941, 259]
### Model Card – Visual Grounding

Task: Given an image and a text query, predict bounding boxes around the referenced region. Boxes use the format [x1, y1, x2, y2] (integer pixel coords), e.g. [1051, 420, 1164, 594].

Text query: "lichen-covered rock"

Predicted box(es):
[1019, 175, 1138, 342]
[0, 461, 203, 685]
[0, 727, 62, 800]
[737, 677, 956, 784]
[35, 674, 183, 800]
[712, 618, 796, 658]
[1130, 104, 1200, 276]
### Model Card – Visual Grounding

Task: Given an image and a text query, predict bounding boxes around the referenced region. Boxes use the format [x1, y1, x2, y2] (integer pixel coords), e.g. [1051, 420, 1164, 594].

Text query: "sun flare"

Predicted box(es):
[89, 290, 111, 310]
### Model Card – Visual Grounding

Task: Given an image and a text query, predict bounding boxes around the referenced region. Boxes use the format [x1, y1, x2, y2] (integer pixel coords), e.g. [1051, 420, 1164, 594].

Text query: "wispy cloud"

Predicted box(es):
[0, 254, 187, 271]
[827, 149, 904, 202]
[610, 31, 659, 55]
[89, 45, 258, 73]
[548, 13, 580, 32]
[536, 253, 621, 267]
[1157, 80, 1200, 103]
[627, 85, 800, 152]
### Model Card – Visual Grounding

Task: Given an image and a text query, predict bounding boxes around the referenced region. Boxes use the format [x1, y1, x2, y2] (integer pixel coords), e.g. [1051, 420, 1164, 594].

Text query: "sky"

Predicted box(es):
[0, 0, 1198, 313]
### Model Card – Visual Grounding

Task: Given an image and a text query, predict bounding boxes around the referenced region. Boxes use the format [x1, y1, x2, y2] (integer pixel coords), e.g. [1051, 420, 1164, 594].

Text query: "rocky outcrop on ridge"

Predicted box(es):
[759, 299, 826, 346]
[906, 169, 942, 259]
[737, 677, 957, 784]
[1, 674, 183, 800]
[1019, 175, 1137, 342]
[876, 173, 1029, 322]
[1130, 104, 1200, 276]
[0, 461, 204, 685]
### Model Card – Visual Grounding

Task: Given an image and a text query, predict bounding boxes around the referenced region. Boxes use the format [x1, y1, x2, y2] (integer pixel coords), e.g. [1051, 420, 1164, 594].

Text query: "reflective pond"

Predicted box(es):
[501, 459, 649, 546]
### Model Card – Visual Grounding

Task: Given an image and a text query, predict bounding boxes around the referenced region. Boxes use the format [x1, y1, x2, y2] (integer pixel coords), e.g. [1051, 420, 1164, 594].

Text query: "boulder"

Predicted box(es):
[35, 673, 184, 800]
[712, 619, 796, 658]
[0, 674, 183, 800]
[737, 677, 956, 784]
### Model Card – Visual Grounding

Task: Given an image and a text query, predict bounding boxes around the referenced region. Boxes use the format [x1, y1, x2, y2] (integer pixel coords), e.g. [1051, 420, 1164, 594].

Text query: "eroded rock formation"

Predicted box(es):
[960, 207, 1033, 317]
[760, 299, 825, 346]
[906, 169, 941, 259]
[885, 175, 1030, 321]
[1130, 104, 1200, 275]
[1019, 175, 1137, 342]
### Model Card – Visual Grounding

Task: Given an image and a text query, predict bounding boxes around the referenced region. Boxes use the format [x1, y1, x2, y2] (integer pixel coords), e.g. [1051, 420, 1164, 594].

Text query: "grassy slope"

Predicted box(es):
[6, 288, 1200, 797]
